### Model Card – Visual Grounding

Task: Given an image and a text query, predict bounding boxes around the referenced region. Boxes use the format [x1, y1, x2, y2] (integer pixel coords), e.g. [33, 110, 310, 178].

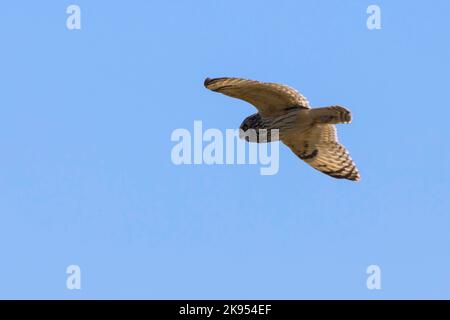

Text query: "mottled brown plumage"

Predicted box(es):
[204, 77, 360, 181]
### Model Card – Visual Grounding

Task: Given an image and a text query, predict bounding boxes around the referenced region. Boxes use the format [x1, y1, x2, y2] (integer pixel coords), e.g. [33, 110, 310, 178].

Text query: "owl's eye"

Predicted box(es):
[242, 124, 248, 131]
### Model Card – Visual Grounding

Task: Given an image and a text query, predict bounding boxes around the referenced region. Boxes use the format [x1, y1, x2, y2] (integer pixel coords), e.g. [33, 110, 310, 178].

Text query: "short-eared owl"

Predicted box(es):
[204, 77, 360, 181]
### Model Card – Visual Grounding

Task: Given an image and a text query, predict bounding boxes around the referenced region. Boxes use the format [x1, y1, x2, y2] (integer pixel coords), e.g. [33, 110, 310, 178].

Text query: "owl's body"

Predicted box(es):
[204, 77, 361, 181]
[240, 107, 351, 141]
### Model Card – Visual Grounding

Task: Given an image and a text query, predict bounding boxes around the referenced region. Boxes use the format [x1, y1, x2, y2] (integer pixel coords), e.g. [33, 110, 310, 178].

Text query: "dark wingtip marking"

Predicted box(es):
[204, 77, 231, 89]
[324, 166, 361, 181]
[343, 170, 361, 181]
[204, 77, 212, 88]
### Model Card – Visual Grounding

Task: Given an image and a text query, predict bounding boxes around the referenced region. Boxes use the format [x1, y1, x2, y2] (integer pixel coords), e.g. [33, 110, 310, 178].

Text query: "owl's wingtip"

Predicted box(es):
[204, 77, 231, 89]
[204, 77, 213, 88]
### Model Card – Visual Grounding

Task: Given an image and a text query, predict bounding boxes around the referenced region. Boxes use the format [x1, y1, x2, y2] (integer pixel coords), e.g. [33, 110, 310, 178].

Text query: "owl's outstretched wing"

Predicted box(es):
[282, 124, 360, 181]
[204, 77, 310, 117]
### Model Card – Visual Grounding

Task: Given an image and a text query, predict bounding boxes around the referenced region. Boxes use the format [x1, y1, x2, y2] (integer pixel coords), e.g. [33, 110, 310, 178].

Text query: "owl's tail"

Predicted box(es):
[310, 106, 352, 124]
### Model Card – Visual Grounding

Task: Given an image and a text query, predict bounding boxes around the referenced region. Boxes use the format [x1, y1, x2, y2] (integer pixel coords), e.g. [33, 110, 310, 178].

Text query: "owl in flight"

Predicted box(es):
[204, 77, 360, 181]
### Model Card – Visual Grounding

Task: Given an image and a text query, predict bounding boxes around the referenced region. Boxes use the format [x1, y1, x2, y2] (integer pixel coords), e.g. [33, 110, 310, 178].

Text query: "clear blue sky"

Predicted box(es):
[1, 1, 449, 299]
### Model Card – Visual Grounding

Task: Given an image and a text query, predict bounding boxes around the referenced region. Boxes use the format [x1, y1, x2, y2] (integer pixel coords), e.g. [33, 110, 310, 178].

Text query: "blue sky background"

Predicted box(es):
[1, 1, 449, 299]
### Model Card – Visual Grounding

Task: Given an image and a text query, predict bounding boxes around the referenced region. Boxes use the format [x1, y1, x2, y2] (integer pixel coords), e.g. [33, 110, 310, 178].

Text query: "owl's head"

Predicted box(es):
[239, 113, 264, 142]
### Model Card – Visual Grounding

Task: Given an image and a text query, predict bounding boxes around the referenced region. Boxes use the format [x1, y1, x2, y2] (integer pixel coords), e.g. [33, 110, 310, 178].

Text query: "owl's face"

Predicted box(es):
[240, 113, 262, 130]
[239, 113, 263, 142]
